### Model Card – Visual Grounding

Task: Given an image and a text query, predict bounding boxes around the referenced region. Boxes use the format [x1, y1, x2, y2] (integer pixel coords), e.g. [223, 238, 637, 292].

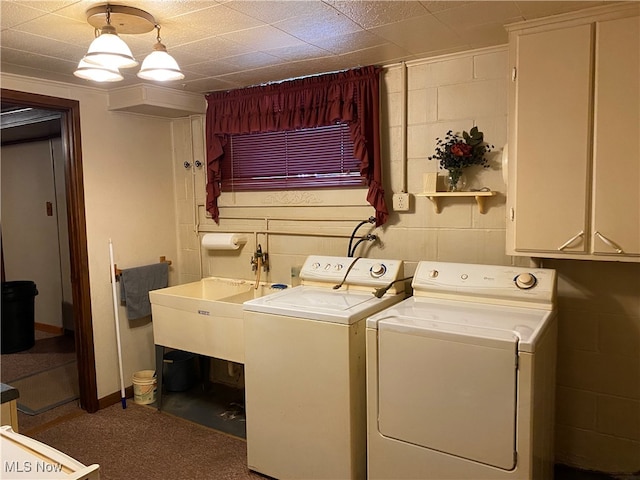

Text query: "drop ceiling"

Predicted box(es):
[1, 1, 610, 95]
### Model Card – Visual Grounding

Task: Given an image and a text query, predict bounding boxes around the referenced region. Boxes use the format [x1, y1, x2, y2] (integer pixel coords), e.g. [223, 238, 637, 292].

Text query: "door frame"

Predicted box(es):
[2, 88, 98, 413]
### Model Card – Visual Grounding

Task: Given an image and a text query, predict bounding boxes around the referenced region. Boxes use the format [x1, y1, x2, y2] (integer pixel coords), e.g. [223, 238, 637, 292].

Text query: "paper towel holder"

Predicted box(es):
[201, 233, 248, 250]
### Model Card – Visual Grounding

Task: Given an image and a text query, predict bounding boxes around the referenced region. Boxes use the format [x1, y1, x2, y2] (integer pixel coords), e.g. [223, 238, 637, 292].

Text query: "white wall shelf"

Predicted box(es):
[416, 191, 497, 214]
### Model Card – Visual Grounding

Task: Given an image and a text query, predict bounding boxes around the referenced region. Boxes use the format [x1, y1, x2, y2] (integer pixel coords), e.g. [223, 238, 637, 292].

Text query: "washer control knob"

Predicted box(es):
[515, 273, 537, 289]
[429, 270, 439, 278]
[324, 264, 332, 270]
[334, 264, 343, 271]
[312, 262, 321, 270]
[370, 263, 387, 278]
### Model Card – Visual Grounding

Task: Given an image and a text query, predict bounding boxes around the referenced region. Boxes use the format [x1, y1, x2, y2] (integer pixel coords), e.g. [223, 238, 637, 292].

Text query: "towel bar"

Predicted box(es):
[113, 256, 172, 280]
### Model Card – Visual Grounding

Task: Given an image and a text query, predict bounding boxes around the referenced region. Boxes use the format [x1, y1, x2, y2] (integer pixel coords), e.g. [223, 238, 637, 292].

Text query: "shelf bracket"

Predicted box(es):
[427, 196, 441, 213]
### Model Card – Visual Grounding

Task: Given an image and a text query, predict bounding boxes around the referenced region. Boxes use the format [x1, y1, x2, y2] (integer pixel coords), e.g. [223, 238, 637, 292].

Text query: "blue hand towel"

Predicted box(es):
[120, 262, 169, 320]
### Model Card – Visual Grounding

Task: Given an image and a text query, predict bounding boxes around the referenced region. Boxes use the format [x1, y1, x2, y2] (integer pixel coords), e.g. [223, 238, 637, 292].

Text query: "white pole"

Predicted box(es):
[108, 239, 127, 409]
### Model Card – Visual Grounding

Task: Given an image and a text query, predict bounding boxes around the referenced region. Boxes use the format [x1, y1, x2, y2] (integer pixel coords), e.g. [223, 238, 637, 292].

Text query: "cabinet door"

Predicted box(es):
[512, 24, 593, 253]
[592, 16, 640, 257]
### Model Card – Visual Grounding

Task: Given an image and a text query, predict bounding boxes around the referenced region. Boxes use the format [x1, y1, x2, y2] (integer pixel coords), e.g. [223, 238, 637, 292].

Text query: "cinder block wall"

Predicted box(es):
[172, 46, 640, 474]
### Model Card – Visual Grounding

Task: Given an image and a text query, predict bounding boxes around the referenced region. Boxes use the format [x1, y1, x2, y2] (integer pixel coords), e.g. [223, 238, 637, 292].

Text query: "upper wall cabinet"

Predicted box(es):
[109, 85, 206, 118]
[506, 4, 640, 262]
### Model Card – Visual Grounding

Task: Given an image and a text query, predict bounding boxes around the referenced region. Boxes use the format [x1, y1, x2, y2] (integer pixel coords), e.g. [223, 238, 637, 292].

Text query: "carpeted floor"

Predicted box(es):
[1, 332, 76, 382]
[11, 360, 79, 415]
[21, 401, 632, 480]
[30, 402, 267, 480]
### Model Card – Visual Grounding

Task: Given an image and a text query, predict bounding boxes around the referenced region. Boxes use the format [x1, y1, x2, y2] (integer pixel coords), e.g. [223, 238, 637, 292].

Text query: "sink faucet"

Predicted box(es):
[251, 245, 269, 272]
[252, 245, 269, 289]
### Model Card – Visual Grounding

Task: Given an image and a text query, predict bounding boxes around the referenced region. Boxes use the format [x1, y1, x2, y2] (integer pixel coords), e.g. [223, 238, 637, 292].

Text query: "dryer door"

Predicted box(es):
[377, 317, 519, 470]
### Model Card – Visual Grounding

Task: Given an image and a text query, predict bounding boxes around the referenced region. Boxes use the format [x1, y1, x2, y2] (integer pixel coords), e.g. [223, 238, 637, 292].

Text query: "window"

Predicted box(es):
[220, 123, 363, 191]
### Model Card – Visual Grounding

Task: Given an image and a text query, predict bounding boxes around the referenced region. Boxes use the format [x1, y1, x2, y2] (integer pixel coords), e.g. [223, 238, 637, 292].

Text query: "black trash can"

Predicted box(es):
[163, 350, 198, 392]
[1, 281, 38, 354]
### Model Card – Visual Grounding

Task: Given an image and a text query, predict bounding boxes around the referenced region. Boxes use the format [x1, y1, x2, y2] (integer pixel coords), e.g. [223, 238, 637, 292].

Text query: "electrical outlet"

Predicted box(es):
[392, 192, 410, 212]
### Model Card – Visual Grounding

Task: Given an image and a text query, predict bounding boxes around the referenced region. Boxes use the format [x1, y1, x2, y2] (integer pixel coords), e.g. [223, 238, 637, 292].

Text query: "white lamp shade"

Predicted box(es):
[74, 58, 123, 82]
[137, 44, 184, 81]
[83, 27, 138, 69]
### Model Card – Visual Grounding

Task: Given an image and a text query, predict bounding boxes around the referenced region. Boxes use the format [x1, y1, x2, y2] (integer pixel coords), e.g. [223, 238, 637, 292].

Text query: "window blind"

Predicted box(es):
[221, 123, 364, 191]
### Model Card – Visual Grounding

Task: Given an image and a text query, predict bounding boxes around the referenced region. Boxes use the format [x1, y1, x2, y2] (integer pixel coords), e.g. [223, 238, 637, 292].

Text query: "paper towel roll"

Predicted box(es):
[201, 233, 247, 250]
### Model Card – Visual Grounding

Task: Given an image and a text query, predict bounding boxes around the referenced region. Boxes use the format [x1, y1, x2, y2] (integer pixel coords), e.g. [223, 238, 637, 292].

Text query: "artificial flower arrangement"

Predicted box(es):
[428, 126, 493, 191]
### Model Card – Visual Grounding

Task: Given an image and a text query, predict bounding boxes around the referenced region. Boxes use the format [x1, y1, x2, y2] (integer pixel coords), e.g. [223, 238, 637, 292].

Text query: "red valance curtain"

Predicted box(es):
[205, 65, 388, 226]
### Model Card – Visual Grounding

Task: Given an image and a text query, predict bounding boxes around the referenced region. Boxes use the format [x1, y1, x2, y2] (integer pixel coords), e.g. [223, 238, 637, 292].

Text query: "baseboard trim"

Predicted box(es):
[98, 386, 134, 410]
[35, 323, 64, 335]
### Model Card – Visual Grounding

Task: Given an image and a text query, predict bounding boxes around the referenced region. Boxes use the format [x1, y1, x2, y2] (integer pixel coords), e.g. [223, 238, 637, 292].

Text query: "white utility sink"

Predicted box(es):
[150, 278, 280, 364]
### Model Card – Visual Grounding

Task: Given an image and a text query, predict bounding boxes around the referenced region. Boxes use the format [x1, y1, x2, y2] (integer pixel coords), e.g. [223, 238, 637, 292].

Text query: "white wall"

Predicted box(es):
[1, 74, 179, 399]
[2, 140, 65, 329]
[174, 46, 639, 473]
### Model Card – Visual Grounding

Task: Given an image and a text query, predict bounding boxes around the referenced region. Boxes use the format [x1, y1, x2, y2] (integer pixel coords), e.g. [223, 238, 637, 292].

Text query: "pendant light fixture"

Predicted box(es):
[81, 5, 137, 70]
[74, 4, 184, 83]
[74, 58, 123, 82]
[137, 26, 185, 81]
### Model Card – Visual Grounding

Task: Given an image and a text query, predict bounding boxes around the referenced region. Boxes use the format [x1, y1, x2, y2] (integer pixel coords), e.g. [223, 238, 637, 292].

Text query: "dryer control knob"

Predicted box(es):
[429, 270, 439, 278]
[334, 264, 343, 271]
[312, 262, 321, 270]
[515, 273, 537, 289]
[370, 263, 387, 278]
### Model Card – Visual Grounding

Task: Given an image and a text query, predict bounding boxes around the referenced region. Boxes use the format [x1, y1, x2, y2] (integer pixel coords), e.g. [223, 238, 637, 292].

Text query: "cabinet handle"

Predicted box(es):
[594, 231, 624, 254]
[558, 231, 584, 251]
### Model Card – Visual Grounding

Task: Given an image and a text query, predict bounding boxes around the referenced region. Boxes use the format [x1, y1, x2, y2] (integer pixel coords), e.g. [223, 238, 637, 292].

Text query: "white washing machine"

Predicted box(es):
[366, 261, 557, 480]
[243, 255, 406, 480]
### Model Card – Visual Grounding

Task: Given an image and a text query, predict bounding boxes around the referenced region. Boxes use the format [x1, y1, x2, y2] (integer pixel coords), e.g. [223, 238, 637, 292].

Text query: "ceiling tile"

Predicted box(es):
[12, 13, 102, 49]
[1, 46, 78, 74]
[224, 0, 335, 24]
[433, 1, 522, 29]
[1, 29, 86, 60]
[170, 35, 254, 63]
[165, 4, 264, 43]
[222, 51, 283, 69]
[264, 43, 333, 63]
[183, 59, 240, 76]
[184, 76, 243, 94]
[419, 1, 474, 14]
[328, 0, 431, 29]
[12, 1, 80, 15]
[309, 29, 388, 54]
[220, 24, 307, 50]
[126, 0, 221, 21]
[337, 42, 413, 67]
[369, 14, 464, 55]
[273, 7, 363, 43]
[0, 2, 49, 29]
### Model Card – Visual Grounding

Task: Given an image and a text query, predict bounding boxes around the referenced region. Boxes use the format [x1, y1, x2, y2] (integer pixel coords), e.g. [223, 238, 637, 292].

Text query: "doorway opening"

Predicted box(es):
[1, 88, 98, 413]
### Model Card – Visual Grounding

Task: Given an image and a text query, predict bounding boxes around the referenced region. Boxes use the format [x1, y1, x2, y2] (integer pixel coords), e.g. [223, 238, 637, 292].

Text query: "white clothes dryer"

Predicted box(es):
[366, 261, 557, 480]
[243, 255, 406, 480]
